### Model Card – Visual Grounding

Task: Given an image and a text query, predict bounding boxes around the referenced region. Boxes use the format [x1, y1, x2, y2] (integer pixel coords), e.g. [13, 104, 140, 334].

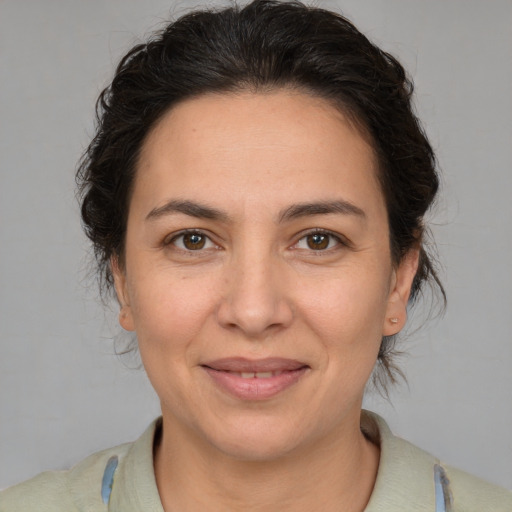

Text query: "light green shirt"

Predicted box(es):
[1, 412, 511, 511]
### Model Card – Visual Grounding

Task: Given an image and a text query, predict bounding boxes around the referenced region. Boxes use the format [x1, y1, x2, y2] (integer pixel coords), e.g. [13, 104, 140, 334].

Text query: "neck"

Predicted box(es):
[154, 411, 379, 512]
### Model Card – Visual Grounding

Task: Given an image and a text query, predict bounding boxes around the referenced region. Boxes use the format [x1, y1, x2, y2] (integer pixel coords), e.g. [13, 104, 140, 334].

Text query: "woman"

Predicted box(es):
[1, 1, 511, 510]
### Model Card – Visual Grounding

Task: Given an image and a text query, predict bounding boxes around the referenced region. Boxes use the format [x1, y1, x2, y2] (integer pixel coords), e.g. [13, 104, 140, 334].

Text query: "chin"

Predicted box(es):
[215, 435, 299, 462]
[201, 415, 314, 462]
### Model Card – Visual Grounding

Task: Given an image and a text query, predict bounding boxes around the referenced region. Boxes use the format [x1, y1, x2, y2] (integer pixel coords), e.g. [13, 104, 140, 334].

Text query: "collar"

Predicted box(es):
[362, 410, 440, 511]
[106, 412, 440, 511]
[108, 417, 164, 512]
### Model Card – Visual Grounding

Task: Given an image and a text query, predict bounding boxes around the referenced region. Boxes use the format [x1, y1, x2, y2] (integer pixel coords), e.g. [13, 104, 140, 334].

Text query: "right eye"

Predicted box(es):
[167, 231, 216, 251]
[293, 230, 346, 252]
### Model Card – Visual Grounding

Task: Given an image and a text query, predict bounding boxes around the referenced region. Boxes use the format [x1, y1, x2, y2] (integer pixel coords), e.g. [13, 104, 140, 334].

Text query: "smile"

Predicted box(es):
[201, 358, 309, 400]
[231, 371, 283, 379]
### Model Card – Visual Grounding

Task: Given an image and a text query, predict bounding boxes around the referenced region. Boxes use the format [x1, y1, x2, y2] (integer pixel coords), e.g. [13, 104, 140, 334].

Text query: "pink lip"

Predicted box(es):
[202, 358, 309, 401]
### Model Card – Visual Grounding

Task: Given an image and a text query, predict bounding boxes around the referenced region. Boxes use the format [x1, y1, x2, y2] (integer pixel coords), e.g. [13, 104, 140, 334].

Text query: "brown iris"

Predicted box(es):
[307, 233, 329, 250]
[183, 233, 206, 250]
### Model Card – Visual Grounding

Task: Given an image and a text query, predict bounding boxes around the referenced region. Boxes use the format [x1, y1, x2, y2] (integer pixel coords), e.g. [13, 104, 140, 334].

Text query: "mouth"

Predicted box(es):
[220, 370, 287, 379]
[201, 358, 309, 400]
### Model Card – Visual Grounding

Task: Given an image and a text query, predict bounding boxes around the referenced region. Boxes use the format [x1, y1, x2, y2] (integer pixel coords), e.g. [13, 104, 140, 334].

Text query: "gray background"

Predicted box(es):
[1, 0, 511, 491]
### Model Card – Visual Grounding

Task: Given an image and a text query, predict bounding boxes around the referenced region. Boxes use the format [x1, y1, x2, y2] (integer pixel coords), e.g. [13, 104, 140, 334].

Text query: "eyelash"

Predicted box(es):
[165, 230, 218, 252]
[164, 229, 348, 253]
[293, 229, 347, 252]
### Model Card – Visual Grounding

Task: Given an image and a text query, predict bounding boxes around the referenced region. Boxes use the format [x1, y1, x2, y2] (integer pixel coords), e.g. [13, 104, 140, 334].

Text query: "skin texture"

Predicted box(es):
[113, 91, 418, 511]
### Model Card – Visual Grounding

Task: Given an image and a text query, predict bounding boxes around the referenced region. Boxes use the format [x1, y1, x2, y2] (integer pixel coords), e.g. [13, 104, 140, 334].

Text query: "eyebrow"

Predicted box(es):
[145, 200, 230, 222]
[145, 198, 366, 223]
[278, 200, 366, 222]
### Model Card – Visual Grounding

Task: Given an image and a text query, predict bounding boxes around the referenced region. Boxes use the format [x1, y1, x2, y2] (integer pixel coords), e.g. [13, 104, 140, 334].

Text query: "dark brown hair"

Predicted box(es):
[77, 0, 445, 391]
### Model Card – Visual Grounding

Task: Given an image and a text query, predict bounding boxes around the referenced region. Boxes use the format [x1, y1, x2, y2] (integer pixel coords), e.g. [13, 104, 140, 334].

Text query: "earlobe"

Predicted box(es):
[111, 255, 135, 332]
[383, 249, 420, 336]
[118, 304, 135, 331]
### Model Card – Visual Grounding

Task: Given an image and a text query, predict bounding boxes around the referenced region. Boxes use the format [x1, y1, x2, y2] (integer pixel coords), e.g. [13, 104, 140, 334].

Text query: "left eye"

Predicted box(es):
[295, 232, 341, 251]
[170, 232, 215, 251]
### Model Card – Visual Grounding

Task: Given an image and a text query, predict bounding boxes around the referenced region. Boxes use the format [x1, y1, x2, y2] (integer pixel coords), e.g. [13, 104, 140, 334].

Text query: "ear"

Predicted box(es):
[111, 255, 135, 332]
[383, 248, 420, 336]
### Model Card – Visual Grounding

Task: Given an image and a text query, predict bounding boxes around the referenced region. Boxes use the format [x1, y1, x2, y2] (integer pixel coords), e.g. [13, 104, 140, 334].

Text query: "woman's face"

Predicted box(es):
[114, 91, 416, 460]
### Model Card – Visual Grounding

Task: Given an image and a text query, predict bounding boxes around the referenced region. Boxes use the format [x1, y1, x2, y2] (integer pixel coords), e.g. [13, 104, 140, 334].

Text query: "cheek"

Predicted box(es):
[302, 270, 390, 397]
[126, 272, 221, 409]
[296, 266, 391, 345]
[126, 269, 220, 353]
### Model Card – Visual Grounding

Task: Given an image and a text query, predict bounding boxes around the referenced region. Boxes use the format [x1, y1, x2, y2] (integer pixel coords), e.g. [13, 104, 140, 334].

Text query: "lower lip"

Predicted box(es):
[203, 367, 308, 401]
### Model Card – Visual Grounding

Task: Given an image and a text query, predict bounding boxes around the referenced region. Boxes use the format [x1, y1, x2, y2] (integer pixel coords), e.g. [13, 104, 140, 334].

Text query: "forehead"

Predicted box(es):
[134, 90, 384, 218]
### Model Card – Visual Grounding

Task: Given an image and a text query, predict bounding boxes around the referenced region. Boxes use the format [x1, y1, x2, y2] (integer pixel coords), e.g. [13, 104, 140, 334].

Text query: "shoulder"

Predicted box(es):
[0, 443, 131, 512]
[388, 434, 512, 510]
[0, 418, 163, 512]
[0, 470, 72, 512]
[363, 411, 512, 511]
[444, 464, 512, 512]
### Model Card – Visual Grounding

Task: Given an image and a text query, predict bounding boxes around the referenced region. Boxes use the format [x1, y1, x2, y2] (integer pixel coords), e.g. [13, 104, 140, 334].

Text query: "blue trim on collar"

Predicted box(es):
[434, 464, 453, 512]
[101, 455, 119, 505]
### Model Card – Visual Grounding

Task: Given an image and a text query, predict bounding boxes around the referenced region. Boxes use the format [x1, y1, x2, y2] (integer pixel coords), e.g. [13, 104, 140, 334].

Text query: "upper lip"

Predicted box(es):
[202, 357, 308, 373]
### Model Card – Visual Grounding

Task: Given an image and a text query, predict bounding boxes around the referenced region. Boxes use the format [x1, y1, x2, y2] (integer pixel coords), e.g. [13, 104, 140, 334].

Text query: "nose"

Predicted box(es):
[216, 250, 294, 339]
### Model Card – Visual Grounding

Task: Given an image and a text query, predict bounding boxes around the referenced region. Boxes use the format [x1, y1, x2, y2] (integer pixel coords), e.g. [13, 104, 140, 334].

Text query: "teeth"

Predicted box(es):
[237, 371, 282, 379]
[255, 371, 272, 378]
